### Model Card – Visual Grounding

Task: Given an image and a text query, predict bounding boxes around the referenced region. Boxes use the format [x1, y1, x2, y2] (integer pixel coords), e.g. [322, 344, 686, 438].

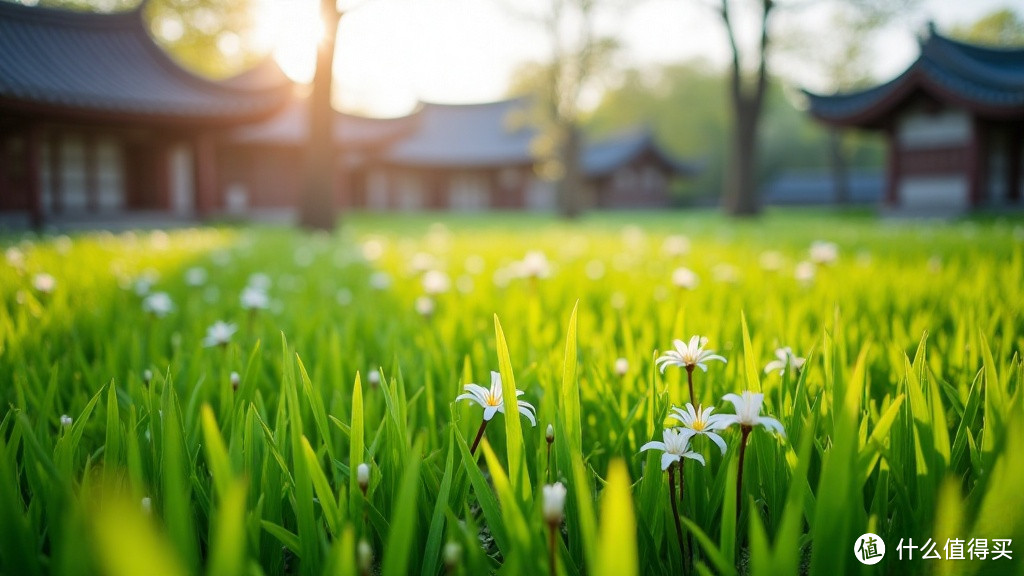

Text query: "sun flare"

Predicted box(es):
[253, 0, 326, 83]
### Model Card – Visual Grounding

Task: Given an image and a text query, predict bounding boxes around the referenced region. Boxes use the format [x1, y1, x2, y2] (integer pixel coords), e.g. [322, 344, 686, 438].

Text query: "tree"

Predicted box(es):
[502, 0, 623, 219]
[705, 0, 914, 215]
[298, 0, 341, 230]
[951, 8, 1024, 47]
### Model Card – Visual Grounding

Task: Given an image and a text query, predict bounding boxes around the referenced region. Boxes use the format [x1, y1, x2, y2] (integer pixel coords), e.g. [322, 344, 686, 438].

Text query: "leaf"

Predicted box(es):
[206, 479, 248, 576]
[348, 372, 365, 527]
[596, 460, 638, 576]
[201, 404, 233, 500]
[93, 497, 188, 576]
[494, 314, 532, 504]
[381, 439, 423, 576]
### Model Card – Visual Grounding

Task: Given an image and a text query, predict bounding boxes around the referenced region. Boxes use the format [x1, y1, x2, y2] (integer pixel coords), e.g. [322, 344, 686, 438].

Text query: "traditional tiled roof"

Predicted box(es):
[382, 99, 535, 167]
[0, 1, 290, 124]
[230, 97, 418, 147]
[805, 27, 1024, 127]
[583, 128, 697, 177]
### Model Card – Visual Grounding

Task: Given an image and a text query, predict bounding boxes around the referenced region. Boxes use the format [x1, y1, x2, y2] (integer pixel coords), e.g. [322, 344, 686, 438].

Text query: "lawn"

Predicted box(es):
[1, 210, 1022, 576]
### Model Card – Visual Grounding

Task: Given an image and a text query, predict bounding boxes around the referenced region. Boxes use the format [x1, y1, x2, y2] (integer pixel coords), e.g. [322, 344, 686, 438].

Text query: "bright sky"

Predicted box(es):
[257, 0, 1016, 118]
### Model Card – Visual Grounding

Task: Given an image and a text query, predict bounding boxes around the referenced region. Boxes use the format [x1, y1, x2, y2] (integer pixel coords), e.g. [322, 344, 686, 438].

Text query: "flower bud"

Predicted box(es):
[614, 357, 629, 376]
[230, 371, 240, 391]
[443, 541, 461, 569]
[141, 496, 152, 515]
[60, 414, 73, 428]
[367, 371, 380, 387]
[357, 539, 373, 574]
[357, 462, 370, 495]
[143, 369, 153, 385]
[545, 424, 554, 444]
[542, 482, 567, 525]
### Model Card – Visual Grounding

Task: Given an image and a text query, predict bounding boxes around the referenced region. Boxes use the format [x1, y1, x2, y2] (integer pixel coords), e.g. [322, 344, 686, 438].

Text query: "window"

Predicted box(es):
[450, 174, 489, 211]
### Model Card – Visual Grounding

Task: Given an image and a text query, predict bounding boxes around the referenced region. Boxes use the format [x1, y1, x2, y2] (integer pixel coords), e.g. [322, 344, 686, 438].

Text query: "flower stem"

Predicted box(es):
[470, 419, 488, 454]
[685, 366, 695, 405]
[736, 425, 752, 522]
[668, 463, 687, 569]
[548, 523, 558, 576]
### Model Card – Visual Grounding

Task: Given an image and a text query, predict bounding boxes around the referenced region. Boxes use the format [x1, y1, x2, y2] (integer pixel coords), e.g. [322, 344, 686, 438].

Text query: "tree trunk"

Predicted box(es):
[722, 101, 761, 216]
[558, 123, 585, 218]
[828, 128, 850, 204]
[299, 0, 340, 230]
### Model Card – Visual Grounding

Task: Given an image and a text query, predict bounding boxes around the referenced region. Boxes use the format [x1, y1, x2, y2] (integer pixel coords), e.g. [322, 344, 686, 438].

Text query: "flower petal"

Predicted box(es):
[682, 452, 706, 466]
[661, 452, 681, 470]
[455, 393, 483, 407]
[707, 432, 729, 455]
[757, 416, 786, 437]
[483, 405, 499, 421]
[639, 441, 666, 453]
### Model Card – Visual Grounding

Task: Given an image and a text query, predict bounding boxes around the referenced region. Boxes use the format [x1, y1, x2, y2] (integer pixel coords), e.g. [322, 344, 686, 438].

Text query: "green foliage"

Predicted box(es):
[0, 212, 1023, 575]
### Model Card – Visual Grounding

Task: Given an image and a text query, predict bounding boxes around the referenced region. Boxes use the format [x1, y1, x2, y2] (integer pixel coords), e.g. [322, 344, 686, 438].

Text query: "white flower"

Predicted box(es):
[369, 271, 391, 290]
[33, 273, 56, 294]
[640, 428, 706, 471]
[185, 267, 207, 287]
[671, 267, 699, 290]
[763, 347, 805, 376]
[542, 482, 567, 524]
[455, 371, 537, 426]
[668, 403, 730, 454]
[203, 321, 237, 347]
[655, 336, 727, 373]
[367, 371, 380, 386]
[143, 369, 153, 384]
[357, 539, 373, 573]
[357, 462, 370, 492]
[142, 292, 174, 317]
[248, 273, 272, 291]
[794, 261, 815, 284]
[60, 414, 73, 428]
[719, 391, 785, 437]
[661, 235, 690, 257]
[809, 241, 838, 265]
[422, 269, 451, 295]
[141, 496, 152, 515]
[240, 286, 269, 311]
[415, 296, 435, 317]
[545, 424, 554, 443]
[230, 371, 240, 390]
[519, 251, 550, 279]
[614, 357, 629, 376]
[5, 247, 24, 268]
[759, 250, 784, 271]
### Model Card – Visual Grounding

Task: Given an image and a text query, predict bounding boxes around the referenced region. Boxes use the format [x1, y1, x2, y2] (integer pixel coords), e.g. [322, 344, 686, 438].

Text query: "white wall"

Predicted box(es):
[900, 176, 968, 211]
[898, 109, 970, 149]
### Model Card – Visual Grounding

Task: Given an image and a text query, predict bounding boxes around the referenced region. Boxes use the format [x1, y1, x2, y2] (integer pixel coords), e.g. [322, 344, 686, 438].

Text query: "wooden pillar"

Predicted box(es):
[48, 132, 62, 214]
[884, 124, 900, 208]
[84, 133, 98, 212]
[26, 125, 44, 229]
[0, 132, 8, 211]
[193, 133, 218, 217]
[967, 118, 990, 208]
[1008, 126, 1022, 203]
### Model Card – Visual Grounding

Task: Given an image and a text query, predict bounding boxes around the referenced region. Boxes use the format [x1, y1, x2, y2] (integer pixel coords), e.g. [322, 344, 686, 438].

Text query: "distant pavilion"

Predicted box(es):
[0, 1, 291, 227]
[806, 27, 1024, 213]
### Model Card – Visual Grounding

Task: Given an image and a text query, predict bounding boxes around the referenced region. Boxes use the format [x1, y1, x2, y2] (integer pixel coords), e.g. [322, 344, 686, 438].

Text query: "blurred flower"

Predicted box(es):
[202, 321, 237, 348]
[668, 403, 729, 454]
[369, 271, 391, 290]
[143, 369, 153, 384]
[456, 275, 474, 294]
[5, 247, 24, 268]
[763, 347, 805, 376]
[336, 288, 353, 306]
[240, 286, 269, 311]
[422, 269, 450, 295]
[367, 371, 380, 386]
[410, 252, 437, 273]
[809, 241, 838, 265]
[142, 292, 174, 317]
[358, 539, 373, 574]
[759, 250, 784, 271]
[671, 267, 699, 290]
[719, 391, 785, 437]
[443, 541, 462, 570]
[141, 496, 152, 515]
[795, 261, 815, 284]
[248, 273, 272, 291]
[464, 255, 485, 275]
[542, 482, 568, 525]
[615, 357, 629, 376]
[230, 371, 240, 391]
[712, 264, 740, 284]
[656, 336, 726, 373]
[133, 278, 153, 296]
[640, 428, 706, 471]
[415, 296, 435, 317]
[33, 273, 56, 294]
[661, 235, 690, 257]
[456, 371, 537, 426]
[60, 414, 73, 428]
[519, 251, 550, 279]
[185, 267, 207, 287]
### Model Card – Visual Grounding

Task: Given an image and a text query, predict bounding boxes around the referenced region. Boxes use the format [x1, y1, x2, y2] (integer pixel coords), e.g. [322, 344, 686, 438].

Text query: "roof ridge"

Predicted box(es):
[0, 1, 140, 29]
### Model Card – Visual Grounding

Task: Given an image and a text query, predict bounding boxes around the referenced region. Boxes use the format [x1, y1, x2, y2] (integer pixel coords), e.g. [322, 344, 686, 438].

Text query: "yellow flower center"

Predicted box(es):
[691, 419, 706, 432]
[486, 393, 501, 406]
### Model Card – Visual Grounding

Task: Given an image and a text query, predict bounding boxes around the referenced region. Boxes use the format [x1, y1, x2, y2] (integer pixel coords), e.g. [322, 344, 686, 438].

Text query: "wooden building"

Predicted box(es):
[0, 2, 291, 227]
[225, 98, 697, 212]
[806, 27, 1024, 213]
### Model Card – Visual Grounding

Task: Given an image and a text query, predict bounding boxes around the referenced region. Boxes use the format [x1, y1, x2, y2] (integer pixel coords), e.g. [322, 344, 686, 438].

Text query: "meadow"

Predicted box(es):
[1, 211, 1022, 576]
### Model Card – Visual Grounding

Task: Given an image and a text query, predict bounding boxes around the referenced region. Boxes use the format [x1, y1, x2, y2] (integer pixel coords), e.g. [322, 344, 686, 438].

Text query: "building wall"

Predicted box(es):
[895, 108, 971, 211]
[594, 155, 675, 209]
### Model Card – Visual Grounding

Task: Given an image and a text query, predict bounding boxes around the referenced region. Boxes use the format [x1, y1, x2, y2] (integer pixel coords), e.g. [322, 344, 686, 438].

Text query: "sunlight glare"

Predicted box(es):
[254, 0, 326, 84]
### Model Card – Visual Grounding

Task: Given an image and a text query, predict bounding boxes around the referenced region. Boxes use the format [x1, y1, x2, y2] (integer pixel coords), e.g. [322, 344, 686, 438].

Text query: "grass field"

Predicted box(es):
[1, 211, 1023, 576]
